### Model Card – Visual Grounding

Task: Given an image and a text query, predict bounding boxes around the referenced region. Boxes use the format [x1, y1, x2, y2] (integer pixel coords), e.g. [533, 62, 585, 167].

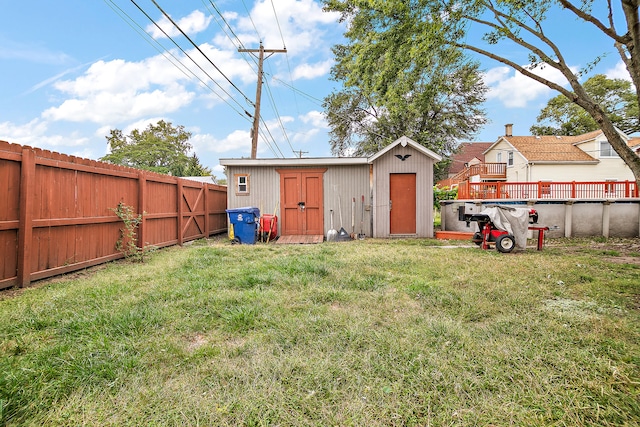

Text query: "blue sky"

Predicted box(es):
[0, 1, 629, 178]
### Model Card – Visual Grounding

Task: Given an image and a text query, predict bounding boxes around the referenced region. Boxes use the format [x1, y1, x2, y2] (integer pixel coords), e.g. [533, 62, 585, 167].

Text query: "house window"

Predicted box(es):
[507, 151, 514, 166]
[600, 141, 617, 157]
[235, 174, 249, 195]
[497, 152, 502, 163]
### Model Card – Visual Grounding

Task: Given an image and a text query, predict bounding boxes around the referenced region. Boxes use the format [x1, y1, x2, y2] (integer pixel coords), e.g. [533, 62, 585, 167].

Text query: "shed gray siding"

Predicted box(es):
[323, 165, 371, 236]
[372, 143, 436, 238]
[225, 164, 371, 237]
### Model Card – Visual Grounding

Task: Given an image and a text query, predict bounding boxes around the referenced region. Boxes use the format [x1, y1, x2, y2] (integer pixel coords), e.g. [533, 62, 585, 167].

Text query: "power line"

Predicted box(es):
[148, 0, 254, 106]
[263, 76, 296, 156]
[241, 0, 262, 41]
[204, 0, 247, 50]
[238, 43, 287, 158]
[270, 0, 286, 49]
[104, 0, 252, 121]
[129, 0, 251, 116]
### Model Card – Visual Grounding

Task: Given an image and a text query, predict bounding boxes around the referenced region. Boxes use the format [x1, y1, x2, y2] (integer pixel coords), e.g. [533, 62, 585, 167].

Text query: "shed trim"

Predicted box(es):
[220, 157, 368, 167]
[368, 136, 442, 163]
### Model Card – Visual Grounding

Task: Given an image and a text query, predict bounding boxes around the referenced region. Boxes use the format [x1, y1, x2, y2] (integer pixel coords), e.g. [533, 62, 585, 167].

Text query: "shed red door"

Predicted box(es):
[278, 169, 325, 235]
[390, 173, 416, 234]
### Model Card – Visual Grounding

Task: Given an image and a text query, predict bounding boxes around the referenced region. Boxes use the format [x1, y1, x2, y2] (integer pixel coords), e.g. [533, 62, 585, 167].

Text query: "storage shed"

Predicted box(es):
[219, 136, 442, 240]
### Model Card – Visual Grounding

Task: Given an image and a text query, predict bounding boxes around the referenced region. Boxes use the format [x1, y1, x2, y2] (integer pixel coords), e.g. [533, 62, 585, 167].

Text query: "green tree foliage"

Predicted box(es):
[323, 0, 640, 184]
[433, 185, 458, 210]
[322, 0, 488, 165]
[101, 120, 212, 177]
[531, 74, 640, 136]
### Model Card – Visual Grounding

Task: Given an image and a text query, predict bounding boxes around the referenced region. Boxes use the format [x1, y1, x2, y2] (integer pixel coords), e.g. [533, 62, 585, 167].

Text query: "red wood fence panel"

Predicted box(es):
[0, 140, 227, 290]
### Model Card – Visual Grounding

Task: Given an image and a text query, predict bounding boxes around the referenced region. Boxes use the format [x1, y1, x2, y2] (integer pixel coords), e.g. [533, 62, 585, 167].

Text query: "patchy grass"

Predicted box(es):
[1, 238, 639, 426]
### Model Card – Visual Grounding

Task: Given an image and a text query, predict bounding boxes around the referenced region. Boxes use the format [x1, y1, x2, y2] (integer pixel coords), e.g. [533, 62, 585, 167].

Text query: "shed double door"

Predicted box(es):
[279, 169, 325, 236]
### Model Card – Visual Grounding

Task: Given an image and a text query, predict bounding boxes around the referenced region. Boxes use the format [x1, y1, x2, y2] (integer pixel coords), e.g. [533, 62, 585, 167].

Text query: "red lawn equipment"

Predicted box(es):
[461, 204, 539, 253]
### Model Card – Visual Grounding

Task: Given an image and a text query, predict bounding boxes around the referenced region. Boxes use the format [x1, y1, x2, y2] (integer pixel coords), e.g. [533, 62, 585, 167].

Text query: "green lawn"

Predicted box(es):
[1, 238, 639, 426]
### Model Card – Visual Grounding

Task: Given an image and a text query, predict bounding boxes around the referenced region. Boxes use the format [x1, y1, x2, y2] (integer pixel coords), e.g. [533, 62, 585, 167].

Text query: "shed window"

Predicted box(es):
[235, 174, 249, 195]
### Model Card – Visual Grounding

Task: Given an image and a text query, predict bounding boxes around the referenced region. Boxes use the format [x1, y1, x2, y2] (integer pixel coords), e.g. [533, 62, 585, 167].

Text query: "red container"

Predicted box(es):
[259, 214, 278, 241]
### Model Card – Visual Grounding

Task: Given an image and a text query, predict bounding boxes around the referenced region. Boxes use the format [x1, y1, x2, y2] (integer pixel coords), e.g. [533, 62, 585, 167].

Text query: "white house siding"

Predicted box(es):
[528, 161, 635, 182]
[372, 143, 435, 238]
[484, 140, 530, 181]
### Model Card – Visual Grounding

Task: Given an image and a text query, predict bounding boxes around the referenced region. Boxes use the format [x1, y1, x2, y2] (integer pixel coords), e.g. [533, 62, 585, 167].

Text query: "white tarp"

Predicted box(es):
[480, 205, 530, 249]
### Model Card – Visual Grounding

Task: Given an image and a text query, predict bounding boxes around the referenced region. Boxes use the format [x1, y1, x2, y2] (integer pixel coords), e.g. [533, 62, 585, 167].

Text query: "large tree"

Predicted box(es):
[323, 0, 640, 185]
[101, 120, 211, 177]
[323, 1, 488, 161]
[531, 74, 640, 136]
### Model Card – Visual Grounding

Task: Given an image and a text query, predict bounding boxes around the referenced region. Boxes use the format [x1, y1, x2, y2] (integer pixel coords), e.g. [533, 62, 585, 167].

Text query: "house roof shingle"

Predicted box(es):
[500, 131, 603, 162]
[448, 142, 493, 174]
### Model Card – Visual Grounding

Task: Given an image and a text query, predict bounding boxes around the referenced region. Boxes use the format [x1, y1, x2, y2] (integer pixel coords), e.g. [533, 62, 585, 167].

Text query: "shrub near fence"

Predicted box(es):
[0, 140, 227, 290]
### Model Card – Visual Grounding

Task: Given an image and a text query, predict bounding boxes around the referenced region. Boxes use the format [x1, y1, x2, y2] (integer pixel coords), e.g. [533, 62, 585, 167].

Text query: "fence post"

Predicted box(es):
[602, 200, 611, 238]
[564, 200, 574, 238]
[177, 179, 184, 246]
[17, 147, 35, 287]
[137, 171, 146, 250]
[204, 183, 210, 237]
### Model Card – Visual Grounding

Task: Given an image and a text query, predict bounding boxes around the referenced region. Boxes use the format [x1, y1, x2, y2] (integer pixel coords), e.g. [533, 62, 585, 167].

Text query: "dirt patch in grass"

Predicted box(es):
[544, 237, 640, 264]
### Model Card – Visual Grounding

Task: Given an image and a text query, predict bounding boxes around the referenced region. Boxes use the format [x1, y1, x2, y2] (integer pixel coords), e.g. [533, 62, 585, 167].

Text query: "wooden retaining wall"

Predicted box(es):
[0, 140, 227, 290]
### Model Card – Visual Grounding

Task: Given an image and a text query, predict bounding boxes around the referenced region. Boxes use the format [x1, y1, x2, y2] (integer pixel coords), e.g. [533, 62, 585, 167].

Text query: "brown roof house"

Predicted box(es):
[220, 136, 442, 240]
[483, 124, 638, 182]
[446, 142, 493, 178]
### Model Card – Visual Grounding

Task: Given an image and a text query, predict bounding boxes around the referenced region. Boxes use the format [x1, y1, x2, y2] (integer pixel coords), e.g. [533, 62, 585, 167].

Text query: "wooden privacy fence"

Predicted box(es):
[457, 180, 639, 200]
[0, 140, 227, 290]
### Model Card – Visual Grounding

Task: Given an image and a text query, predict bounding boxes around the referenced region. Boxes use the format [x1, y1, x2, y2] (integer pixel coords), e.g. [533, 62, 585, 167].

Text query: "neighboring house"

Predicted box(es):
[220, 136, 442, 239]
[446, 142, 493, 178]
[483, 124, 637, 183]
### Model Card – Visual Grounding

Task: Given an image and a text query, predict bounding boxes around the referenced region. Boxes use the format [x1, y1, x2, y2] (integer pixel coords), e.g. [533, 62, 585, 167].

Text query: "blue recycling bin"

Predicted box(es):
[226, 207, 260, 244]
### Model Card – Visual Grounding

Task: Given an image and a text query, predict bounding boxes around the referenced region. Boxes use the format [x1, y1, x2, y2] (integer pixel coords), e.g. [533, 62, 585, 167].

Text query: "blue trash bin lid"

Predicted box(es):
[225, 207, 261, 216]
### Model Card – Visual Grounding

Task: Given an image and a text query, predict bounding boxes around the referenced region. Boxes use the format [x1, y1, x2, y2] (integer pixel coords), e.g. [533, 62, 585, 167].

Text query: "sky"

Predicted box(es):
[0, 1, 631, 178]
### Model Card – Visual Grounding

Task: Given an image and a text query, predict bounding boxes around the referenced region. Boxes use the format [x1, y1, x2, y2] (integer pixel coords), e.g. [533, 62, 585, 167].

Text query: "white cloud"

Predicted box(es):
[191, 129, 252, 154]
[290, 59, 334, 80]
[40, 57, 197, 124]
[147, 10, 213, 39]
[605, 61, 632, 81]
[300, 110, 327, 128]
[0, 119, 88, 149]
[484, 64, 571, 108]
[234, 0, 342, 55]
[42, 89, 194, 123]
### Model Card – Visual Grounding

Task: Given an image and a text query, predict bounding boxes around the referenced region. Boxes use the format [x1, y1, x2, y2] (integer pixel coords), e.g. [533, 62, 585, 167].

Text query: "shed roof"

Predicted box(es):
[368, 136, 442, 162]
[219, 157, 368, 167]
[220, 136, 442, 166]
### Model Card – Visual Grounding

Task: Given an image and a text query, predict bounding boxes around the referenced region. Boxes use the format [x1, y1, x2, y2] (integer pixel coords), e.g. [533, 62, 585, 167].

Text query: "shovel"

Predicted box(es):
[358, 195, 366, 240]
[327, 209, 337, 242]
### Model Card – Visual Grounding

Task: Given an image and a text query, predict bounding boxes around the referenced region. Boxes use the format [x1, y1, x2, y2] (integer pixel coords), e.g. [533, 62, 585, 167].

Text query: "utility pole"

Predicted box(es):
[238, 42, 286, 158]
